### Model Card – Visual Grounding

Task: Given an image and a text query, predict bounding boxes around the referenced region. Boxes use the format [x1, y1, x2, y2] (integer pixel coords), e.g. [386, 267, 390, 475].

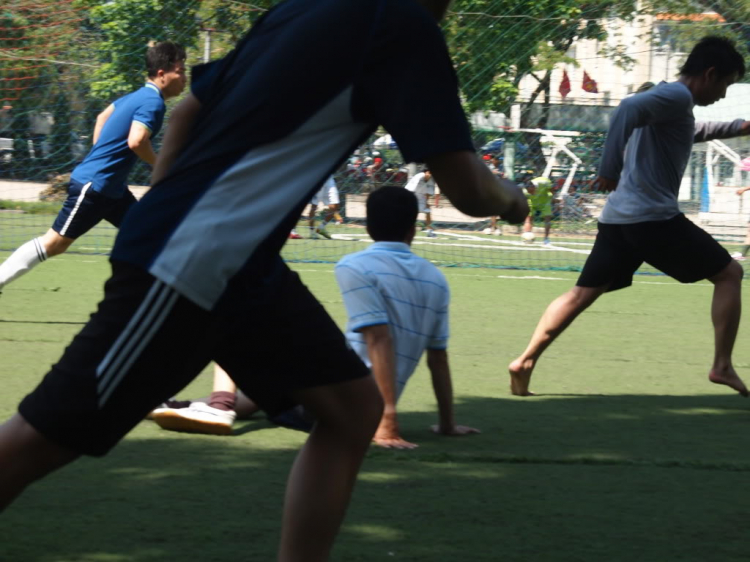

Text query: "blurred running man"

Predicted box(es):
[0, 42, 186, 294]
[405, 167, 437, 237]
[309, 175, 340, 239]
[523, 176, 554, 245]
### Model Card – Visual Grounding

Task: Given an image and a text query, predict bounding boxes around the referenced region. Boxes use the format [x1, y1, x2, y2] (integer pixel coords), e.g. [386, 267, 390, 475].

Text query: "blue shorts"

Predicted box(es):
[51, 179, 137, 239]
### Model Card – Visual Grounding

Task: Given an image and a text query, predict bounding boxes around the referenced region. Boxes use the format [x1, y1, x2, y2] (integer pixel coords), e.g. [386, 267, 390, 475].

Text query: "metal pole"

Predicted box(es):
[203, 29, 212, 63]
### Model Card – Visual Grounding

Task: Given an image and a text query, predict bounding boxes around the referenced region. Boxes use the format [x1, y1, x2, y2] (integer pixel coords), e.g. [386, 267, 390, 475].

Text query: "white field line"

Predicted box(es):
[293, 268, 711, 286]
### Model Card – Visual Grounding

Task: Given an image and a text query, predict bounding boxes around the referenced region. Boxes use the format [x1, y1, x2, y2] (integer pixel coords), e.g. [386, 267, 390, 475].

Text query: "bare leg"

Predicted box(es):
[707, 261, 747, 396]
[0, 413, 79, 512]
[213, 364, 237, 394]
[509, 284, 608, 396]
[39, 228, 75, 258]
[308, 204, 318, 230]
[523, 215, 533, 233]
[323, 204, 338, 224]
[278, 376, 383, 562]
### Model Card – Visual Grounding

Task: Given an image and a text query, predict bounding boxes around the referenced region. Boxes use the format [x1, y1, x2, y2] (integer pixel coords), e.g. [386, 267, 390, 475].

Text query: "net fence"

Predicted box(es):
[1, 0, 749, 273]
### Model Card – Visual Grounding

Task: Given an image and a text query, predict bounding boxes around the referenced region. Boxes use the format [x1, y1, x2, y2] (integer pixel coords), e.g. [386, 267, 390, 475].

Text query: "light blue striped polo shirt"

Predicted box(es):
[334, 241, 450, 400]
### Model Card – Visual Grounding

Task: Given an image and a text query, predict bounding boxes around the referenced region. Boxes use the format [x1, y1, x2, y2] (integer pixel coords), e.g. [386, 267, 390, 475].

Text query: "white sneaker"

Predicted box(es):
[152, 402, 237, 435]
[427, 230, 437, 238]
[483, 227, 492, 234]
[492, 228, 502, 236]
[731, 252, 745, 261]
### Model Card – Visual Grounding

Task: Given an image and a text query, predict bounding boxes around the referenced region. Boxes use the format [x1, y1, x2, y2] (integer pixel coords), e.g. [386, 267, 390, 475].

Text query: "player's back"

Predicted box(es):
[337, 242, 449, 396]
[72, 84, 165, 196]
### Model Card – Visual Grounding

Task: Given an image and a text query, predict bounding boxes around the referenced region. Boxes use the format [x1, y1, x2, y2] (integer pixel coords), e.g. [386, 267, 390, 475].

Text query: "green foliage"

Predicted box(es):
[445, 0, 638, 115]
[82, 0, 200, 103]
[0, 198, 62, 214]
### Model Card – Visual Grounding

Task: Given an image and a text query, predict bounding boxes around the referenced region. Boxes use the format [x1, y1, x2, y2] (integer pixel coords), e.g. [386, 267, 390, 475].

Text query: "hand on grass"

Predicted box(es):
[373, 427, 418, 450]
[431, 424, 481, 436]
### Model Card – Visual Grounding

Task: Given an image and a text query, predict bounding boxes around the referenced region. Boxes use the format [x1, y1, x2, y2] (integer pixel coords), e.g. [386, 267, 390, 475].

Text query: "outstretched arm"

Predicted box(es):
[426, 151, 528, 224]
[694, 119, 749, 143]
[426, 349, 480, 437]
[150, 93, 202, 185]
[361, 324, 418, 450]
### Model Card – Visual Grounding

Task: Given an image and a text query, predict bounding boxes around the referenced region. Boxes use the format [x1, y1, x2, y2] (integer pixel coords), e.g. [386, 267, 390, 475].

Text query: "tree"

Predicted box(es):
[443, 0, 748, 175]
[0, 0, 83, 178]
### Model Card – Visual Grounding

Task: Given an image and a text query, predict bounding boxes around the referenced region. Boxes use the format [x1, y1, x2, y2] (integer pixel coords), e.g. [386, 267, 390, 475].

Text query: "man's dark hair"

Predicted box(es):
[366, 186, 418, 242]
[146, 41, 186, 77]
[680, 36, 745, 80]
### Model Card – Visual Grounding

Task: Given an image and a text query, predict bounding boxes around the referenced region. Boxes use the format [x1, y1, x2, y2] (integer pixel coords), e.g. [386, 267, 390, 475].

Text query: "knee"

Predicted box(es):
[732, 260, 744, 282]
[338, 378, 383, 440]
[568, 286, 602, 309]
[40, 232, 73, 257]
[712, 260, 744, 285]
[303, 377, 384, 443]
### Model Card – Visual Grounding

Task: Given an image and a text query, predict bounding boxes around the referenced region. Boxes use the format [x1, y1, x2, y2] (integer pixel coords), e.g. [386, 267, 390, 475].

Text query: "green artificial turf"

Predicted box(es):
[1, 255, 749, 561]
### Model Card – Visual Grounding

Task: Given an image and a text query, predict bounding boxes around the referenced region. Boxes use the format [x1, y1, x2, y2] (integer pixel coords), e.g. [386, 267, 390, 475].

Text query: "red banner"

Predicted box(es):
[582, 70, 599, 93]
[559, 70, 571, 99]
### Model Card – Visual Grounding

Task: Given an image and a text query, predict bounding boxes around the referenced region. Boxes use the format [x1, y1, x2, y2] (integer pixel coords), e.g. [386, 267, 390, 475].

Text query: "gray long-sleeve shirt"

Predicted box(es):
[598, 81, 744, 224]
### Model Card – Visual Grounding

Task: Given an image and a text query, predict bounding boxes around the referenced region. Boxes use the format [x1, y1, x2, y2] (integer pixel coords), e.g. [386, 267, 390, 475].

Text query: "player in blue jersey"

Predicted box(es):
[0, 1, 528, 559]
[0, 41, 186, 294]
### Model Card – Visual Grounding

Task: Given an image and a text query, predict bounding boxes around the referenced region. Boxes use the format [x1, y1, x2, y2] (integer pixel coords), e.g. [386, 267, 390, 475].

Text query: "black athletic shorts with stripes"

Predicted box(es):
[51, 179, 137, 239]
[19, 261, 369, 456]
[577, 213, 732, 291]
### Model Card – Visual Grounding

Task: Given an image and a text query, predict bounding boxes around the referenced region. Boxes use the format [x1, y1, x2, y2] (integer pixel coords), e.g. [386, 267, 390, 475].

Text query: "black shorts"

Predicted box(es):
[51, 179, 137, 239]
[19, 261, 369, 456]
[577, 214, 732, 291]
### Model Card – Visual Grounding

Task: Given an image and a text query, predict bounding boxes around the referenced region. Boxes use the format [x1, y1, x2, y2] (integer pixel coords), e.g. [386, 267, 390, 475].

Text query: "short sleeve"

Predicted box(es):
[132, 98, 165, 135]
[359, 11, 474, 163]
[427, 283, 450, 350]
[335, 261, 389, 331]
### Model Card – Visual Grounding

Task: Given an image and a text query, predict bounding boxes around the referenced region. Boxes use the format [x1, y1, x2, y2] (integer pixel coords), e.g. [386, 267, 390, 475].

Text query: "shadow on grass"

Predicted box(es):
[2, 393, 749, 562]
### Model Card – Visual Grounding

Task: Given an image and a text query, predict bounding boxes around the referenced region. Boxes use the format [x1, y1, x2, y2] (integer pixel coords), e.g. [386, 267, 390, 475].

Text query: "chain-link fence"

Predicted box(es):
[1, 0, 749, 272]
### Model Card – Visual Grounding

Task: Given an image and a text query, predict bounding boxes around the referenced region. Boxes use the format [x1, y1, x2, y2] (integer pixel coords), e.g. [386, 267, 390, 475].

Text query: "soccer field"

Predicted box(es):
[1, 254, 750, 561]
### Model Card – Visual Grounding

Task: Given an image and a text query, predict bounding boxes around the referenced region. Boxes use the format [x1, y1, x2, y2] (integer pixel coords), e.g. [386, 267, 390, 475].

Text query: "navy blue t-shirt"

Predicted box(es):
[71, 83, 165, 197]
[113, 0, 474, 311]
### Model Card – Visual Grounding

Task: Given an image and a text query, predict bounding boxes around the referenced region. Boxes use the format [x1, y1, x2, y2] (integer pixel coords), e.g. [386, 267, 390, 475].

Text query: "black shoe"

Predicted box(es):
[268, 406, 314, 433]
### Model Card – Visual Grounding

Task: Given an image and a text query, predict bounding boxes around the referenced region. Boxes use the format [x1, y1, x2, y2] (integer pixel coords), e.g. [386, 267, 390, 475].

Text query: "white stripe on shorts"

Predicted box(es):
[96, 280, 180, 408]
[59, 182, 92, 236]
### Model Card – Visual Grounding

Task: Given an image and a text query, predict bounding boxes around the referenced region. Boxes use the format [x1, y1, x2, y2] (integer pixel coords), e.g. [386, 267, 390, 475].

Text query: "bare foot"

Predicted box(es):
[509, 357, 536, 396]
[709, 368, 749, 397]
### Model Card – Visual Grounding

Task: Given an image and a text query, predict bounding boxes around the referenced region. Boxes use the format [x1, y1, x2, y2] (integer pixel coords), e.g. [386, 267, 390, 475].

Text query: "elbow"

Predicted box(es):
[127, 138, 142, 151]
[364, 325, 393, 348]
[440, 182, 484, 216]
[370, 330, 393, 348]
